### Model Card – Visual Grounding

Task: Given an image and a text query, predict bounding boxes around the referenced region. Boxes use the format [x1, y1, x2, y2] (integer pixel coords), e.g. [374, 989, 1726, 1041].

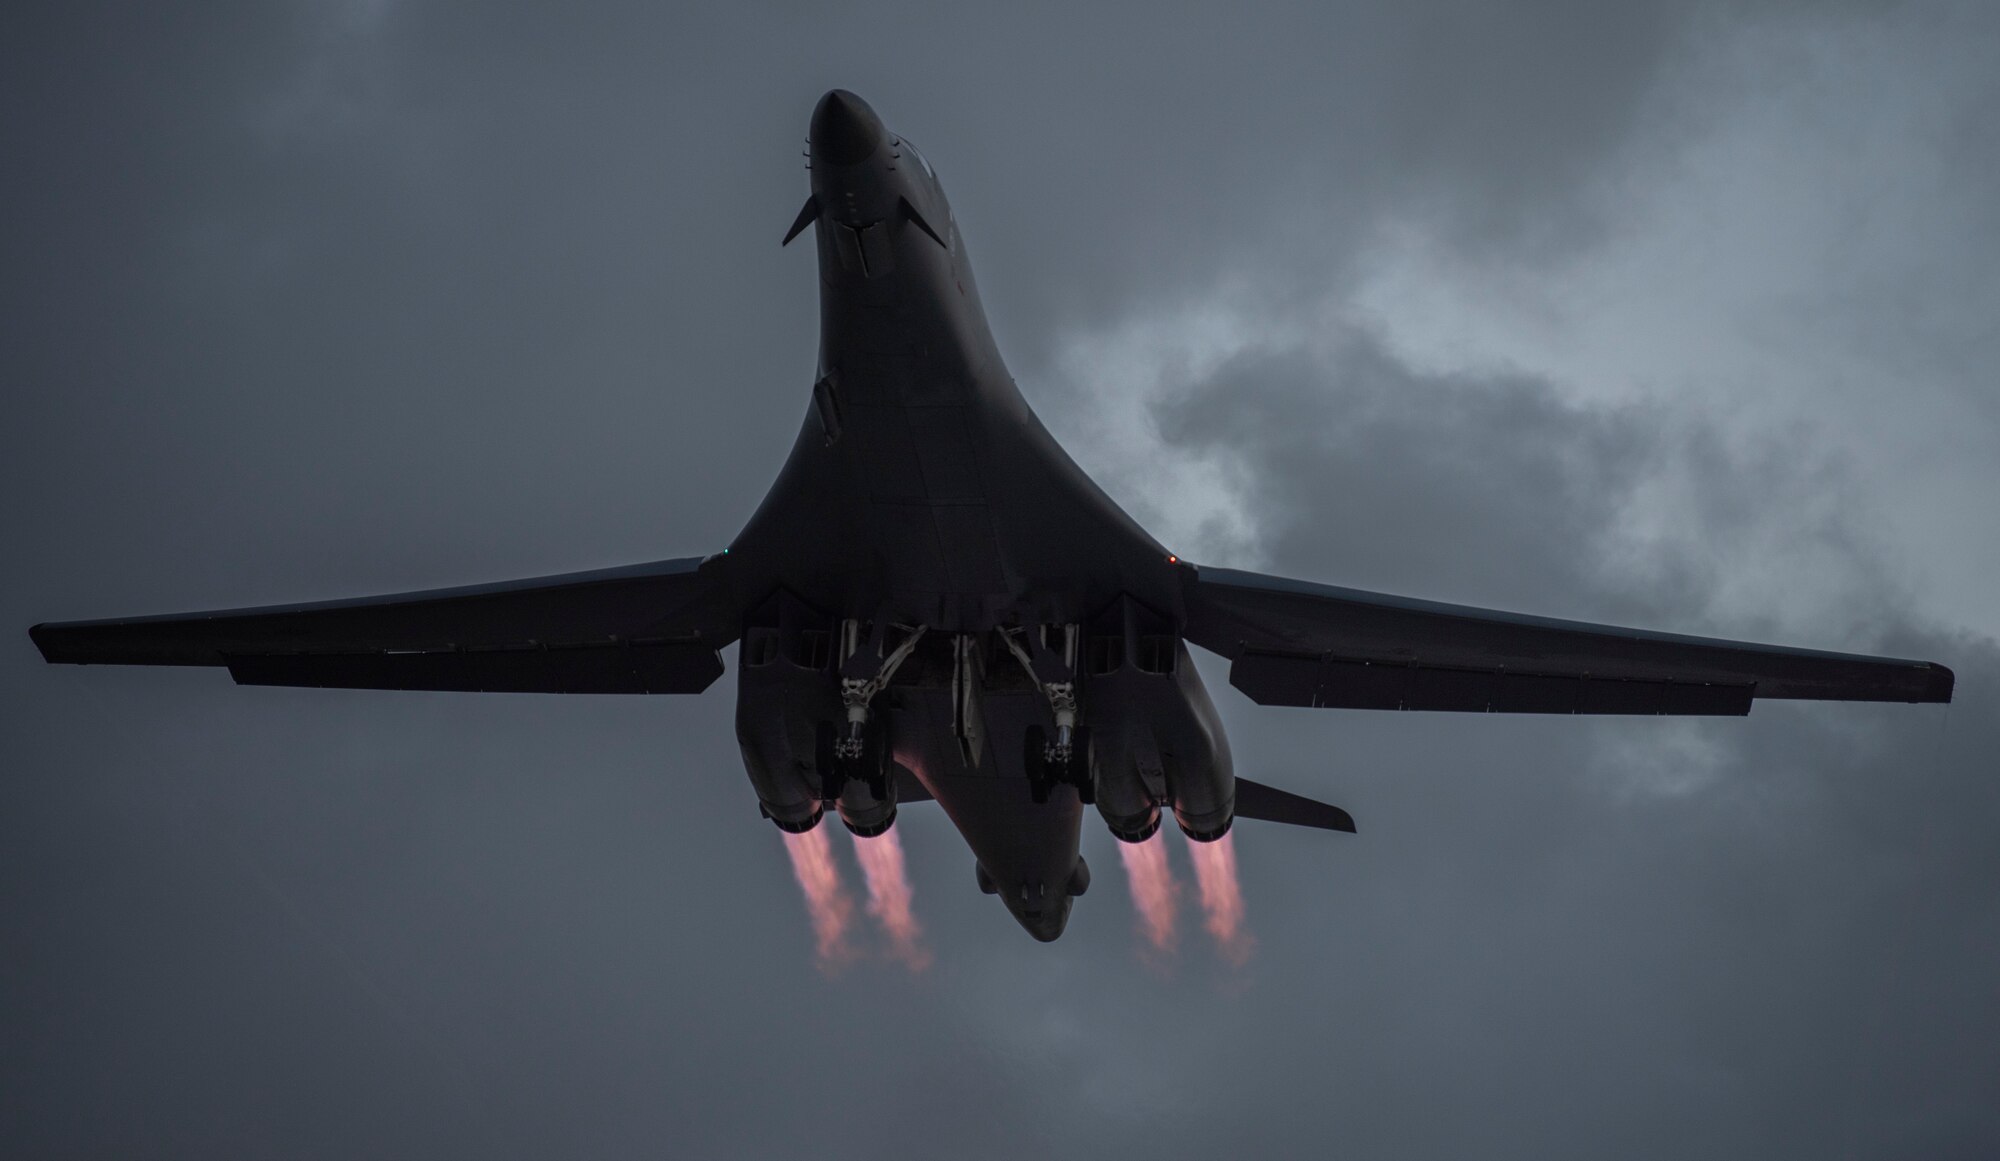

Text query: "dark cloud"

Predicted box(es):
[1150, 327, 1912, 641]
[5, 3, 1995, 1159]
[1151, 330, 1998, 1156]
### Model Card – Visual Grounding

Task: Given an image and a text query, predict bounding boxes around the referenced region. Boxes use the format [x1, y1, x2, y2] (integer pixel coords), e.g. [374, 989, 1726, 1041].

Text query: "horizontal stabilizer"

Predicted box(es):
[1234, 776, 1356, 834]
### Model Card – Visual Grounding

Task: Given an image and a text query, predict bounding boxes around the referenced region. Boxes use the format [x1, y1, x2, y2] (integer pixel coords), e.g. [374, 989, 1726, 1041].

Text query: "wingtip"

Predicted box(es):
[1924, 662, 1955, 704]
[28, 622, 62, 664]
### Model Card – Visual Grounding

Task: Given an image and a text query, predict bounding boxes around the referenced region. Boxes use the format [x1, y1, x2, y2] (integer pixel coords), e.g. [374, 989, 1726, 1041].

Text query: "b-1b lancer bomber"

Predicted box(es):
[32, 91, 1955, 941]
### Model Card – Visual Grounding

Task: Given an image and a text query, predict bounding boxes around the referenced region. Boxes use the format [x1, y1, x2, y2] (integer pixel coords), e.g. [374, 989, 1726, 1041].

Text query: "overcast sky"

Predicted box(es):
[5, 3, 1997, 1157]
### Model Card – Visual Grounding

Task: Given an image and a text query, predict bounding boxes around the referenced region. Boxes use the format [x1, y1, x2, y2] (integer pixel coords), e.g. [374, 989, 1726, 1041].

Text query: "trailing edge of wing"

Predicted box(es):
[1183, 564, 1953, 713]
[30, 555, 740, 694]
[1235, 776, 1356, 834]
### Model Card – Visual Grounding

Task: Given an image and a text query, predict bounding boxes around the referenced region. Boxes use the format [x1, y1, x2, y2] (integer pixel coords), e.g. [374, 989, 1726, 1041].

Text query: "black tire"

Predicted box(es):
[1070, 725, 1096, 804]
[847, 714, 892, 801]
[814, 721, 841, 800]
[1023, 725, 1050, 804]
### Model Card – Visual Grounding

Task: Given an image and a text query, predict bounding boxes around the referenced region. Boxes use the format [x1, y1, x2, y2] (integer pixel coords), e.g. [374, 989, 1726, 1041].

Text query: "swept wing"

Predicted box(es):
[1183, 565, 1953, 714]
[31, 556, 737, 694]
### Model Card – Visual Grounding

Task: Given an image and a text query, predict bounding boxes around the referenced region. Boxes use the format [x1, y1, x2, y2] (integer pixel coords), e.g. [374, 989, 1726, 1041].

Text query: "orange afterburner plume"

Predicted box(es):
[1187, 831, 1255, 967]
[781, 826, 856, 972]
[1117, 831, 1180, 960]
[850, 827, 932, 972]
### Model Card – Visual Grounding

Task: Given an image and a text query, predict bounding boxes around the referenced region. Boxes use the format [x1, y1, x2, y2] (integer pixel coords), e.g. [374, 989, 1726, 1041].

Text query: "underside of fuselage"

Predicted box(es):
[732, 581, 1238, 941]
[727, 91, 1236, 940]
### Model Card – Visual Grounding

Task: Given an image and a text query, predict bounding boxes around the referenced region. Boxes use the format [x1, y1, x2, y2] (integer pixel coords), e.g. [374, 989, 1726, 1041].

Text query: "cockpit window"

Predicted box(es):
[900, 137, 936, 180]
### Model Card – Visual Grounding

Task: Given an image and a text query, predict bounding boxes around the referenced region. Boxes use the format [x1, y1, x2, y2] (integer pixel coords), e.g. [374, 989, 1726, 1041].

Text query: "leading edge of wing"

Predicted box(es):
[30, 554, 730, 669]
[1184, 564, 1954, 706]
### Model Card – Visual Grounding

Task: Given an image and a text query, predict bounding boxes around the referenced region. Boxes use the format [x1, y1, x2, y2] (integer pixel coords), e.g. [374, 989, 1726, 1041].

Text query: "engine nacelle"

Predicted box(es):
[1083, 596, 1234, 843]
[1163, 645, 1233, 842]
[1093, 764, 1162, 843]
[735, 591, 839, 833]
[834, 758, 897, 837]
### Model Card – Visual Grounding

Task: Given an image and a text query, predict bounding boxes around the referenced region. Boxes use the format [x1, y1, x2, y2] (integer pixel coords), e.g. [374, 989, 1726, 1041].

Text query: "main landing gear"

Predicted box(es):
[819, 619, 926, 803]
[1001, 624, 1094, 805]
[1023, 724, 1094, 805]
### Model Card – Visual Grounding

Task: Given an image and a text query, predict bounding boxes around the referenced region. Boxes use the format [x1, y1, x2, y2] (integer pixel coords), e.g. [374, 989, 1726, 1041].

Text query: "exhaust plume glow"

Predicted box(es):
[1187, 831, 1255, 967]
[850, 827, 932, 972]
[1117, 832, 1180, 960]
[781, 827, 856, 972]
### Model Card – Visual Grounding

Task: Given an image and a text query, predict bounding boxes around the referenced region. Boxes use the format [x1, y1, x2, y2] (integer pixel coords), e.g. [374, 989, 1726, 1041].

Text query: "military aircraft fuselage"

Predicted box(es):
[725, 90, 1236, 940]
[730, 92, 1179, 629]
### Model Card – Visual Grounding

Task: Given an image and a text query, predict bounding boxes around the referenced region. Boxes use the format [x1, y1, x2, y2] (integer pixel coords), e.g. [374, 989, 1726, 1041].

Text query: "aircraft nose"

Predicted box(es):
[811, 89, 885, 167]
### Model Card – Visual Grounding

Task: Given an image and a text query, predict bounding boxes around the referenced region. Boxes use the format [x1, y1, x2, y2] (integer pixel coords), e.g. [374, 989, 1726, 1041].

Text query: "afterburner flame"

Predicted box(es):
[1117, 831, 1180, 960]
[850, 827, 932, 972]
[1187, 831, 1255, 967]
[781, 827, 856, 972]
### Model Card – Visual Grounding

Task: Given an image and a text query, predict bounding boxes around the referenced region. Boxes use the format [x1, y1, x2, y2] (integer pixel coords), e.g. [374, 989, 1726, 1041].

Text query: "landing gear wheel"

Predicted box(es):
[1025, 725, 1052, 804]
[1070, 725, 1095, 805]
[814, 721, 841, 801]
[818, 717, 892, 802]
[1025, 724, 1092, 804]
[846, 717, 892, 801]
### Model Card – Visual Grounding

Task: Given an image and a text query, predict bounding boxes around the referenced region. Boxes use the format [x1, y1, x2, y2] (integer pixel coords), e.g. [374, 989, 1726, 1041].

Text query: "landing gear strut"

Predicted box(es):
[836, 621, 926, 760]
[820, 619, 925, 802]
[816, 718, 890, 802]
[1002, 624, 1094, 805]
